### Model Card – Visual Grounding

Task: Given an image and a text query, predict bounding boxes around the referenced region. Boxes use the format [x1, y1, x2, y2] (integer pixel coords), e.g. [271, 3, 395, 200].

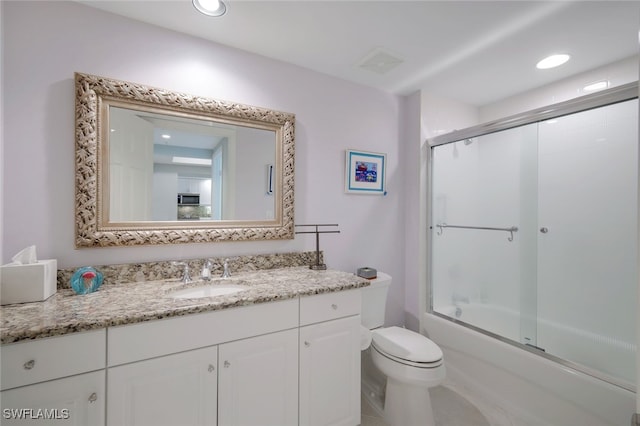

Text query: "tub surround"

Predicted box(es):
[2, 252, 369, 344]
[424, 312, 635, 426]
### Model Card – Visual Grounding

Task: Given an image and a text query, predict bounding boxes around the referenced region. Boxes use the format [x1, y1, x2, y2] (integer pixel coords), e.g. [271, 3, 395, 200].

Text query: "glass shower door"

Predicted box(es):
[536, 99, 638, 386]
[430, 124, 538, 344]
[430, 96, 638, 388]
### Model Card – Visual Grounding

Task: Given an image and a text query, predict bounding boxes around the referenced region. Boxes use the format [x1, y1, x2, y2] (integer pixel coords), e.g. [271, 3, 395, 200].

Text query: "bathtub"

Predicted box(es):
[423, 305, 636, 426]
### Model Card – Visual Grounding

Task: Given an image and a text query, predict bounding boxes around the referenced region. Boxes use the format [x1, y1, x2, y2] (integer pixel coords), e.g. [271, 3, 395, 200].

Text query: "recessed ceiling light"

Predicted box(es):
[161, 134, 171, 139]
[536, 54, 570, 70]
[193, 0, 226, 17]
[583, 80, 610, 92]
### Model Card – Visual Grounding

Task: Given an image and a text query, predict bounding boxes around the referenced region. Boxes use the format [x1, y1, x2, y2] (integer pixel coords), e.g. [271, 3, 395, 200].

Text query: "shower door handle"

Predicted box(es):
[540, 227, 549, 233]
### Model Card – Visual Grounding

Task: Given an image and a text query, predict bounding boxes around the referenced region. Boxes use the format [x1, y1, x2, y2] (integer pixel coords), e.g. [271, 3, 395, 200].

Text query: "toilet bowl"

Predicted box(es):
[360, 273, 445, 426]
[371, 326, 445, 387]
[369, 326, 445, 425]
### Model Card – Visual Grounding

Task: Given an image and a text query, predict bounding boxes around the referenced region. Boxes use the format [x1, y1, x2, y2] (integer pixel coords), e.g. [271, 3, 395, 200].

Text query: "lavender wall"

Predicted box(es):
[2, 1, 407, 325]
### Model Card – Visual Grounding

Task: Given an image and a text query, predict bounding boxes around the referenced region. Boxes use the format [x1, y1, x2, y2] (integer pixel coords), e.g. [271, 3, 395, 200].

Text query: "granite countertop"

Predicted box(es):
[1, 267, 369, 345]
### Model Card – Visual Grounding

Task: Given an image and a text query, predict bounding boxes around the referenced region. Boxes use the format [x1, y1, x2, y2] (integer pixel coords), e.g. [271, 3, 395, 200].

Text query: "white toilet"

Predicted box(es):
[361, 272, 445, 426]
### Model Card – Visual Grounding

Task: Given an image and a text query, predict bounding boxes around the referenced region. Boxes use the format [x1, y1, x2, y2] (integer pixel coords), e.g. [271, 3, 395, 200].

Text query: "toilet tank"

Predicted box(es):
[360, 272, 392, 329]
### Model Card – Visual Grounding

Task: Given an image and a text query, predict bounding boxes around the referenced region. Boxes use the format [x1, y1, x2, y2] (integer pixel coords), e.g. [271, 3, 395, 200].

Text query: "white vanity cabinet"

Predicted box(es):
[218, 328, 298, 426]
[107, 346, 218, 426]
[299, 290, 362, 426]
[1, 371, 105, 426]
[0, 330, 106, 426]
[1, 287, 364, 426]
[106, 299, 299, 426]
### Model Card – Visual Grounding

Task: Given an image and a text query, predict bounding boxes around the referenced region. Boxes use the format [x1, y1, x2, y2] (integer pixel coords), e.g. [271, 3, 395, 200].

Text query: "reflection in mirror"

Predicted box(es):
[75, 72, 295, 247]
[108, 107, 276, 223]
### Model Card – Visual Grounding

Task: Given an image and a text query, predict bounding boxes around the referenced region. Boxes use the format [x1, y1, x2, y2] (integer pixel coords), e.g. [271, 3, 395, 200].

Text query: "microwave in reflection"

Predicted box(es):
[177, 193, 200, 205]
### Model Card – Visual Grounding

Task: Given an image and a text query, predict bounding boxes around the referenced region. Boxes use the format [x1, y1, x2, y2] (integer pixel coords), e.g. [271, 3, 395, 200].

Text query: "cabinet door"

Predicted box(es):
[218, 328, 298, 426]
[198, 178, 212, 206]
[1, 370, 105, 426]
[107, 346, 217, 426]
[177, 178, 190, 194]
[299, 316, 361, 426]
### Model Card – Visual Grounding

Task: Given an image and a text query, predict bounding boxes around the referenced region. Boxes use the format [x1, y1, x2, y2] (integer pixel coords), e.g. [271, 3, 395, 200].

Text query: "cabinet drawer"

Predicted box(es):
[300, 289, 361, 326]
[0, 329, 106, 391]
[108, 298, 298, 366]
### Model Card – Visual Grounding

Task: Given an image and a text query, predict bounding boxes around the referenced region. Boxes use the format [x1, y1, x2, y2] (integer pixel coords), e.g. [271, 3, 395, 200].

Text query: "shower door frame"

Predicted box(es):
[425, 81, 639, 392]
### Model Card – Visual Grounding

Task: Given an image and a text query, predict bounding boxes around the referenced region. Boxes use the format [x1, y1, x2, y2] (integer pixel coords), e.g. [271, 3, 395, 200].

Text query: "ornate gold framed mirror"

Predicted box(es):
[75, 72, 295, 247]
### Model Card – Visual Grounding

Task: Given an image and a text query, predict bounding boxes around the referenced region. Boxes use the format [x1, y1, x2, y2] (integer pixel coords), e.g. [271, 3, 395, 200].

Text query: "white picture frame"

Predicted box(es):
[344, 149, 387, 195]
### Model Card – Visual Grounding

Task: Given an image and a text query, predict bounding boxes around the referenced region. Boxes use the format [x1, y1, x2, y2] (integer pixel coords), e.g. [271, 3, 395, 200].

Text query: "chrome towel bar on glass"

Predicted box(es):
[435, 223, 519, 242]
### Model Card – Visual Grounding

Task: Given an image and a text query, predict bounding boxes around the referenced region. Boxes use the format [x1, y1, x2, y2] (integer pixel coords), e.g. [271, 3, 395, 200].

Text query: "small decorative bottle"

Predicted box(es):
[71, 266, 104, 295]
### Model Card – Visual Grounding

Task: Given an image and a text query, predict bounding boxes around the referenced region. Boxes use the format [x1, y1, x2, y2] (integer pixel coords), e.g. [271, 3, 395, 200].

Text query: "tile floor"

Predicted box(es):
[360, 381, 494, 426]
[361, 394, 387, 426]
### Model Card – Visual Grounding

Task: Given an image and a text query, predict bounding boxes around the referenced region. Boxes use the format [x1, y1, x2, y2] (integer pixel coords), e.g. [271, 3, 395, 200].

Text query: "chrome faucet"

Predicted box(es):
[201, 260, 212, 281]
[175, 262, 193, 284]
[221, 258, 231, 278]
[451, 293, 468, 319]
[452, 293, 469, 304]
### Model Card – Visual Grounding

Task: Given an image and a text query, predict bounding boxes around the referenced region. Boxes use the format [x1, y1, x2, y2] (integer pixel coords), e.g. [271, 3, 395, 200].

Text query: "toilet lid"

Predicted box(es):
[371, 326, 443, 363]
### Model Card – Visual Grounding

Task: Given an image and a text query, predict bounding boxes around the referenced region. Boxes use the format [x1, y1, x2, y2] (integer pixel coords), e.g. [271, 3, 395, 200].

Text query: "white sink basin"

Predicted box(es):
[170, 284, 249, 299]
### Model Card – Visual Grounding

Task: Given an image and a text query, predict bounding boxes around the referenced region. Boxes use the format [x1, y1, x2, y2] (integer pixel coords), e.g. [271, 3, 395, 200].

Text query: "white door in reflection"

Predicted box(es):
[212, 147, 223, 220]
[109, 107, 153, 221]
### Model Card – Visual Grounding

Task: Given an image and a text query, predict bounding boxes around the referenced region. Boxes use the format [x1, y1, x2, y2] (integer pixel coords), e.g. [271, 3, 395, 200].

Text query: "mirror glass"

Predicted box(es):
[75, 72, 295, 247]
[108, 106, 276, 223]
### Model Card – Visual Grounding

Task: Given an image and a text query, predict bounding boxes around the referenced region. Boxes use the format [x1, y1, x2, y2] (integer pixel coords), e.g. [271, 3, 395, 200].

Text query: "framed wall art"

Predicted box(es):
[345, 149, 387, 195]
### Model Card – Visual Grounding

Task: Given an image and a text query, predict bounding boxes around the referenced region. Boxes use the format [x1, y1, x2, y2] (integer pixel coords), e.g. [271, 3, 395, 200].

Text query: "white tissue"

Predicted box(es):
[11, 245, 38, 265]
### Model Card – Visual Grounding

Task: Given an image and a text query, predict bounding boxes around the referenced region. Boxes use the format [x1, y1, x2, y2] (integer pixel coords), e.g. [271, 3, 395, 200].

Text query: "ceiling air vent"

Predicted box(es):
[357, 48, 404, 75]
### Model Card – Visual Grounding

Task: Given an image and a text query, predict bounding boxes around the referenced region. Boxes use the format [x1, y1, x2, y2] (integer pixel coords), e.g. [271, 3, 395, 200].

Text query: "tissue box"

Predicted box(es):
[356, 267, 377, 279]
[1, 259, 57, 305]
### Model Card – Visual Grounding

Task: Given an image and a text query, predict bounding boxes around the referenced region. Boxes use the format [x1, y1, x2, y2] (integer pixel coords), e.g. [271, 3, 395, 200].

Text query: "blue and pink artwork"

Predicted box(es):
[355, 161, 378, 183]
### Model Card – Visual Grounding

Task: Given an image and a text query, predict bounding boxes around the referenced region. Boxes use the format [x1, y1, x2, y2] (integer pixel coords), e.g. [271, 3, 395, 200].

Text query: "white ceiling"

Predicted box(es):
[79, 0, 639, 106]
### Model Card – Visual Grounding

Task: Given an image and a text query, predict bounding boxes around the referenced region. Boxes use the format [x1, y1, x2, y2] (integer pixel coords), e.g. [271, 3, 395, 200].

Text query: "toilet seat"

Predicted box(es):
[372, 344, 443, 369]
[371, 326, 443, 368]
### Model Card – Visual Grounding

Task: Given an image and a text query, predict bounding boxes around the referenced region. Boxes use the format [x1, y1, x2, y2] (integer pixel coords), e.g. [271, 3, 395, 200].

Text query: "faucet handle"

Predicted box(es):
[173, 262, 193, 283]
[221, 258, 231, 278]
[183, 264, 193, 283]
